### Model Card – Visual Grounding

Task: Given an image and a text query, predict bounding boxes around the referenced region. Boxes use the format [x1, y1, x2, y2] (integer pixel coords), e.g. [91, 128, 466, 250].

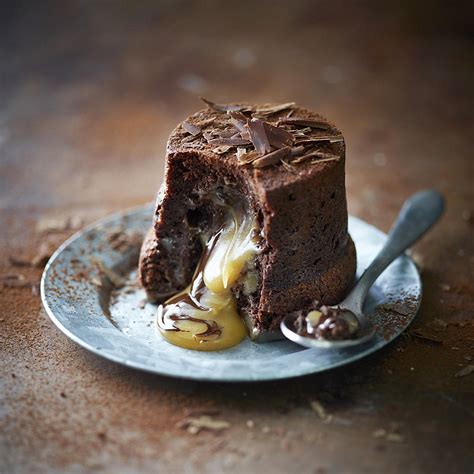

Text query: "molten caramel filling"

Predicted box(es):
[157, 202, 259, 351]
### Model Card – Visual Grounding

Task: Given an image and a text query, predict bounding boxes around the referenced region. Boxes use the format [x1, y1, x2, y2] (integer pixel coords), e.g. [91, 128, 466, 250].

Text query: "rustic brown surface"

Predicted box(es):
[1, 1, 473, 473]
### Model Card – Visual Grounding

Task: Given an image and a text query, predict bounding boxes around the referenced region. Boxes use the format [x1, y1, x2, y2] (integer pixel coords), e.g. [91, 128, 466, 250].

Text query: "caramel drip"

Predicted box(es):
[157, 228, 223, 337]
[156, 203, 258, 351]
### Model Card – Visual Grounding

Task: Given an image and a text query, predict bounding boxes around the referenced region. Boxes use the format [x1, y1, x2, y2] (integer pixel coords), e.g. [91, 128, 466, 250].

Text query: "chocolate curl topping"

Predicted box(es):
[291, 149, 340, 164]
[227, 111, 248, 122]
[212, 145, 232, 154]
[236, 149, 259, 165]
[295, 134, 344, 144]
[182, 121, 202, 136]
[207, 137, 251, 146]
[252, 146, 291, 168]
[254, 102, 295, 115]
[200, 97, 248, 113]
[218, 128, 239, 138]
[228, 112, 251, 141]
[188, 99, 342, 170]
[247, 118, 272, 155]
[263, 121, 294, 148]
[289, 145, 306, 156]
[228, 116, 248, 134]
[277, 117, 330, 130]
[195, 117, 216, 127]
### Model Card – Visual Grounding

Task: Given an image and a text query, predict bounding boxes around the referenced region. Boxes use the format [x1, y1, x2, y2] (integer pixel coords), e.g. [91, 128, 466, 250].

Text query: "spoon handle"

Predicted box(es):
[345, 190, 445, 313]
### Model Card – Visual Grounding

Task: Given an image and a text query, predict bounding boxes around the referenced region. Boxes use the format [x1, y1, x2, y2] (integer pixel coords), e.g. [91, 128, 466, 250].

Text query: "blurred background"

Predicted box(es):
[1, 1, 472, 218]
[1, 1, 473, 472]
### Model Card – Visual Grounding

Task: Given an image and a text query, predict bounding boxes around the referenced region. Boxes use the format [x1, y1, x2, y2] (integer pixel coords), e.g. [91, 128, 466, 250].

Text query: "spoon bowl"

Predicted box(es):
[281, 311, 376, 349]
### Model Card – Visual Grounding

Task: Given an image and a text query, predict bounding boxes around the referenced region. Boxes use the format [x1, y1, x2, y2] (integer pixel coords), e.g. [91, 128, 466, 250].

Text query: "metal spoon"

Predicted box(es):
[281, 189, 445, 349]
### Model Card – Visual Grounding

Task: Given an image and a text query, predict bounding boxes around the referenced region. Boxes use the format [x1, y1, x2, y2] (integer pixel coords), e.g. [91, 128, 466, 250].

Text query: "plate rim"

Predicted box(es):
[41, 204, 422, 382]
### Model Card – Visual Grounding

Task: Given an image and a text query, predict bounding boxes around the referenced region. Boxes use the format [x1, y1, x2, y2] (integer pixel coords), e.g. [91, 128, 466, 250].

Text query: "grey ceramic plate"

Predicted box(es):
[41, 204, 421, 382]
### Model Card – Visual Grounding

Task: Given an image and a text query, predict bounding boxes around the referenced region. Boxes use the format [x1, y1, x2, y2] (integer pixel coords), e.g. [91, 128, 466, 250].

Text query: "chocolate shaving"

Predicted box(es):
[289, 145, 305, 156]
[228, 111, 248, 122]
[32, 248, 53, 268]
[311, 151, 341, 160]
[196, 117, 216, 127]
[247, 118, 272, 155]
[295, 134, 344, 144]
[412, 330, 443, 344]
[310, 155, 342, 165]
[263, 122, 294, 148]
[252, 146, 290, 168]
[8, 256, 31, 267]
[254, 102, 295, 115]
[182, 121, 202, 136]
[207, 137, 251, 146]
[280, 159, 298, 173]
[212, 145, 232, 154]
[236, 149, 259, 165]
[229, 117, 248, 135]
[8, 241, 56, 269]
[218, 128, 238, 138]
[182, 134, 199, 143]
[455, 365, 474, 378]
[278, 117, 330, 130]
[182, 142, 204, 149]
[186, 101, 345, 172]
[203, 131, 216, 142]
[292, 150, 340, 164]
[292, 127, 312, 136]
[200, 97, 249, 113]
[1, 273, 26, 283]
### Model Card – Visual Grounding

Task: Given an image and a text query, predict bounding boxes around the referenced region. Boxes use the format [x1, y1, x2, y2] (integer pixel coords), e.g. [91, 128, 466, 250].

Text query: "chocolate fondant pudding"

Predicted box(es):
[139, 99, 356, 350]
